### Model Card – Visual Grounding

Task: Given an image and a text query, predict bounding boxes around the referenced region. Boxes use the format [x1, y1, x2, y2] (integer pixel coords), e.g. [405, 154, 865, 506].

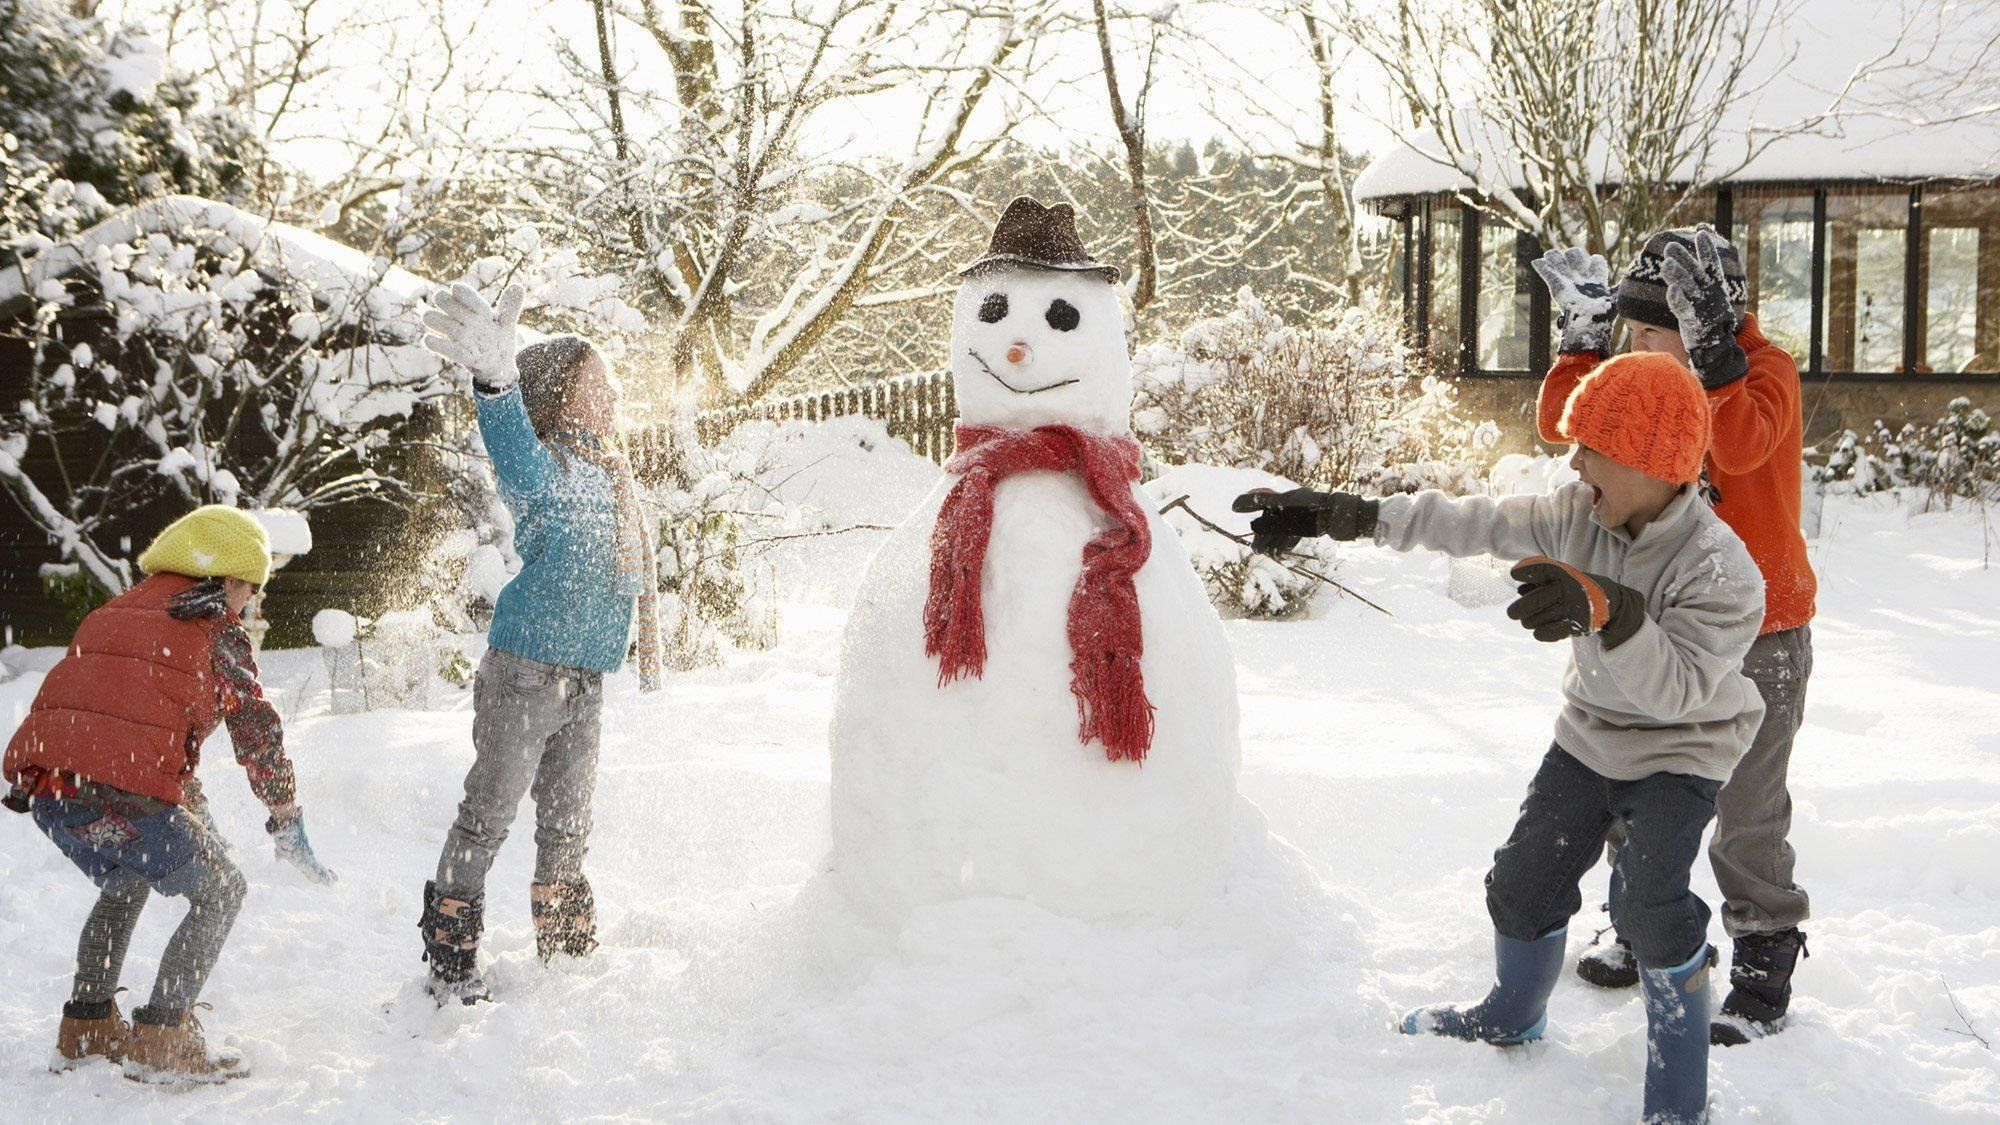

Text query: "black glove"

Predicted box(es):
[1231, 488, 1380, 555]
[1659, 230, 1749, 390]
[1506, 556, 1645, 649]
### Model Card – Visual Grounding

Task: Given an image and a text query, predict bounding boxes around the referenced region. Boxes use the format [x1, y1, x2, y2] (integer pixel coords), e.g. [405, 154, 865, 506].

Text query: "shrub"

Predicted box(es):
[1132, 288, 1497, 496]
[1816, 398, 1999, 509]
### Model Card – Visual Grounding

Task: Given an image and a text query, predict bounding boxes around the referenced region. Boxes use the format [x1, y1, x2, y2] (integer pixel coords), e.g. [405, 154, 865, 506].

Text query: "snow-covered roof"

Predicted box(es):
[1354, 0, 2000, 201]
[0, 194, 433, 315]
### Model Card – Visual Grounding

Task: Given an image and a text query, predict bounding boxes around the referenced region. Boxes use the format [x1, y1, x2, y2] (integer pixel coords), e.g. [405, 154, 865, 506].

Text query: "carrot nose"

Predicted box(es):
[1006, 342, 1031, 365]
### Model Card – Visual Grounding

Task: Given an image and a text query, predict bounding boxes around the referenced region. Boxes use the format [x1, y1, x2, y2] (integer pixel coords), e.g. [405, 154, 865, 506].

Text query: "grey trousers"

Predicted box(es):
[1710, 625, 1813, 937]
[435, 647, 603, 899]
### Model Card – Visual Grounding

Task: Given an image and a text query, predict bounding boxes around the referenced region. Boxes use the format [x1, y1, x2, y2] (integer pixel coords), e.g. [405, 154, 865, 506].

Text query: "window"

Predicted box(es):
[1428, 203, 1462, 370]
[1918, 185, 2000, 374]
[1733, 190, 1816, 361]
[1477, 221, 1531, 371]
[1822, 190, 1908, 373]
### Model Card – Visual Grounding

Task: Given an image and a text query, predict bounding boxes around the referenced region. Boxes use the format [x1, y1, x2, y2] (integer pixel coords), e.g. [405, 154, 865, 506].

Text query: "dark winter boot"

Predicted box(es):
[1640, 945, 1717, 1125]
[531, 879, 599, 961]
[1576, 933, 1639, 989]
[1711, 928, 1807, 1047]
[54, 998, 130, 1070]
[1400, 928, 1566, 1046]
[421, 880, 490, 1006]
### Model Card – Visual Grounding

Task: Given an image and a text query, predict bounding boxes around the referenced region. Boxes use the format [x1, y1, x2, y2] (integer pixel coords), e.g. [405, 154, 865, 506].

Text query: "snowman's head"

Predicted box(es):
[949, 198, 1131, 434]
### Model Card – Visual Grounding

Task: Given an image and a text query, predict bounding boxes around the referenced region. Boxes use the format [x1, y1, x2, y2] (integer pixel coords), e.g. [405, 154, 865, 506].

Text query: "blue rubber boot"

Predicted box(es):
[1640, 944, 1717, 1124]
[1400, 928, 1566, 1045]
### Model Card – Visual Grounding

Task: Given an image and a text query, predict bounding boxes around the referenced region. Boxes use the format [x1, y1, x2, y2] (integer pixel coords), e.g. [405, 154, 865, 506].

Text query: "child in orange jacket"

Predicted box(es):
[1533, 229, 1817, 1045]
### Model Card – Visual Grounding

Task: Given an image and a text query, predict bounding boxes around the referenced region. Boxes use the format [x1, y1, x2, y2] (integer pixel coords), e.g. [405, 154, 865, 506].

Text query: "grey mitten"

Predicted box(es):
[422, 282, 526, 392]
[1660, 231, 1749, 390]
[1530, 247, 1616, 355]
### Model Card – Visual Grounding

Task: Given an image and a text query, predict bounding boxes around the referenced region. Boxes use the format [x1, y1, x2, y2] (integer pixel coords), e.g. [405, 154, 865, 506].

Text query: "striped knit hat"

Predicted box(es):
[1559, 352, 1712, 484]
[1615, 227, 1748, 332]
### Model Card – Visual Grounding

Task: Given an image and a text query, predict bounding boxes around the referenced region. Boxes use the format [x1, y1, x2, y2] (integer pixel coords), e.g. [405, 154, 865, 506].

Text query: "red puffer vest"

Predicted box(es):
[4, 573, 227, 805]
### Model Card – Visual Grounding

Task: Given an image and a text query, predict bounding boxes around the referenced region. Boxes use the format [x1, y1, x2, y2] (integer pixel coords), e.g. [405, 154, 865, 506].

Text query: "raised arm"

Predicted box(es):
[423, 283, 554, 493]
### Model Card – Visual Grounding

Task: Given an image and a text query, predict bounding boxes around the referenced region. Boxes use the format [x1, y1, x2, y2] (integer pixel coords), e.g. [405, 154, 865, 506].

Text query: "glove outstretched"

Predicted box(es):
[1231, 488, 1380, 556]
[1506, 556, 1645, 649]
[269, 811, 338, 886]
[1530, 247, 1616, 356]
[1659, 230, 1749, 390]
[422, 282, 526, 391]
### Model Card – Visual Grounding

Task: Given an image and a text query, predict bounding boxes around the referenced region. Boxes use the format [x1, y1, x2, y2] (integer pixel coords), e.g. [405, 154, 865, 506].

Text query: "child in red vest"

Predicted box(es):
[4, 505, 336, 1085]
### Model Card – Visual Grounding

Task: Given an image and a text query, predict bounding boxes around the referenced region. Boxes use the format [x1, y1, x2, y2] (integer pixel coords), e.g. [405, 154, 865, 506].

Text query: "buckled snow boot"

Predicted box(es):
[1711, 927, 1807, 1047]
[421, 880, 490, 1006]
[54, 998, 130, 1070]
[123, 1006, 246, 1085]
[531, 879, 599, 961]
[1640, 945, 1717, 1125]
[1400, 928, 1566, 1046]
[1577, 933, 1639, 989]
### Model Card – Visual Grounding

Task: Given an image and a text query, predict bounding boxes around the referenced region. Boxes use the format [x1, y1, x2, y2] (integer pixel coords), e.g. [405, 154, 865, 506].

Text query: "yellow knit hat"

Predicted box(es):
[137, 505, 273, 586]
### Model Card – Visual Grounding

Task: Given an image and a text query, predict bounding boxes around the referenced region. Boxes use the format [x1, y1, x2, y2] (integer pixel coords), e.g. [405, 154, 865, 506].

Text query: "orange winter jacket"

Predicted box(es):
[1538, 315, 1817, 635]
[4, 574, 227, 804]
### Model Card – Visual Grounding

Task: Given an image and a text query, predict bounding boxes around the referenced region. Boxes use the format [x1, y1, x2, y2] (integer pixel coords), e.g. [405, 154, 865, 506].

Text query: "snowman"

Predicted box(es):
[826, 198, 1246, 923]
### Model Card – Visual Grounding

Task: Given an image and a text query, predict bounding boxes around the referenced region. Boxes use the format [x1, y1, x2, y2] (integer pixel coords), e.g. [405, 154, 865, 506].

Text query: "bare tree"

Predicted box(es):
[526, 0, 1058, 402]
[1088, 0, 1164, 309]
[1339, 0, 1904, 260]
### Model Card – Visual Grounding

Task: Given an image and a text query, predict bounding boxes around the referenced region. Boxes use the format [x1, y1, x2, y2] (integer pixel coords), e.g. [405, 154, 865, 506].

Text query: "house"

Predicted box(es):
[1353, 0, 2000, 450]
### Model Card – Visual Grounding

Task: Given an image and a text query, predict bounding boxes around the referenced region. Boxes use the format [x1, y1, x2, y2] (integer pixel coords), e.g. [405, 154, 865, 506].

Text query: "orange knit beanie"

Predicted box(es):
[1558, 352, 1712, 483]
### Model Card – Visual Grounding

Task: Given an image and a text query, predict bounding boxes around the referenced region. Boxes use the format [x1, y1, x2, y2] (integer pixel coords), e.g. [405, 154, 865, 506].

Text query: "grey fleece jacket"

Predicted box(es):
[1375, 481, 1766, 783]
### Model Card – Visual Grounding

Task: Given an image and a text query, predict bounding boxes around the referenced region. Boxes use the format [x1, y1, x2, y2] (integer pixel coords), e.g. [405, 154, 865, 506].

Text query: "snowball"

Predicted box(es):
[250, 508, 312, 557]
[312, 608, 358, 648]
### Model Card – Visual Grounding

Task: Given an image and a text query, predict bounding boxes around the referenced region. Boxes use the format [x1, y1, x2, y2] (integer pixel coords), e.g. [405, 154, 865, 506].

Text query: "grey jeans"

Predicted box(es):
[1710, 625, 1813, 937]
[435, 647, 603, 899]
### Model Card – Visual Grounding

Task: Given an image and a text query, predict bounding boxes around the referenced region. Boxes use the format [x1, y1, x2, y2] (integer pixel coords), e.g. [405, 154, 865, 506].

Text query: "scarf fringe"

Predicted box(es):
[1069, 652, 1157, 762]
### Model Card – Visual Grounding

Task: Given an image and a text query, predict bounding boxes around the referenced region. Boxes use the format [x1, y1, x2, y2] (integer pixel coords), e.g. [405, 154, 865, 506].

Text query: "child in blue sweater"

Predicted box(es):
[416, 283, 663, 1004]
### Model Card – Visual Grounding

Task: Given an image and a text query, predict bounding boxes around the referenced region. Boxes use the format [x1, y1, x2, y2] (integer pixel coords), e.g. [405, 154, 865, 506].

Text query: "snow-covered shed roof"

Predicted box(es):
[0, 194, 433, 320]
[1354, 0, 2000, 202]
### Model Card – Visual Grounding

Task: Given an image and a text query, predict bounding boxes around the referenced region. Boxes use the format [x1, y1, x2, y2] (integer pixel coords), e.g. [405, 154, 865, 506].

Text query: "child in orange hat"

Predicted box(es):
[1234, 352, 1766, 1124]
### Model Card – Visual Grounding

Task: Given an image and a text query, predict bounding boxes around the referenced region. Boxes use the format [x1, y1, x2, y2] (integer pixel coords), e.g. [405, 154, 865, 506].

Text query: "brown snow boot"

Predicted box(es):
[54, 999, 131, 1070]
[123, 1006, 246, 1085]
[531, 879, 599, 960]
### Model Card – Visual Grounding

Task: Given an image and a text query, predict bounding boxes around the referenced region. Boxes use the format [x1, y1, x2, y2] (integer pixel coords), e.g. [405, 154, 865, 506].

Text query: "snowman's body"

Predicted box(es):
[827, 234, 1247, 922]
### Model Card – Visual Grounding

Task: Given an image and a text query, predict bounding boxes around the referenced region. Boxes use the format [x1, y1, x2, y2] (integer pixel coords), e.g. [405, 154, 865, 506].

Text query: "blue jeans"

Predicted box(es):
[1485, 746, 1722, 968]
[34, 798, 212, 896]
[32, 794, 246, 1015]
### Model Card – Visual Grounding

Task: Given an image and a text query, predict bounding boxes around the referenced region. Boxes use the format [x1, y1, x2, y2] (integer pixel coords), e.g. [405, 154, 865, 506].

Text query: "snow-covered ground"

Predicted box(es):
[3, 448, 1998, 1121]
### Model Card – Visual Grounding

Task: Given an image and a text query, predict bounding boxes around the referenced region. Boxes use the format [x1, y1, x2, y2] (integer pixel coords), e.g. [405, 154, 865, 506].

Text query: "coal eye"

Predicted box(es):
[1045, 298, 1080, 332]
[979, 293, 1008, 323]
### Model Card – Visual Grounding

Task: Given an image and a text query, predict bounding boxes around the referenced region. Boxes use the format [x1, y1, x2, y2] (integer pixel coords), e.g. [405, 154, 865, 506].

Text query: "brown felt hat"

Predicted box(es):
[959, 197, 1120, 284]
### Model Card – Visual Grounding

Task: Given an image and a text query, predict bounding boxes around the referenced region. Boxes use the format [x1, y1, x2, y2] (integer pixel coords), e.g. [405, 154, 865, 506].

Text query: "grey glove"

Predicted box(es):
[422, 282, 525, 392]
[270, 812, 338, 885]
[1530, 247, 1616, 356]
[1660, 230, 1749, 390]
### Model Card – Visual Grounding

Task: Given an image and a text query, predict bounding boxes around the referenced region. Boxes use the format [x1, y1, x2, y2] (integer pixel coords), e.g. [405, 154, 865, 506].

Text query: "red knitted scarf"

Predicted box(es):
[924, 423, 1157, 762]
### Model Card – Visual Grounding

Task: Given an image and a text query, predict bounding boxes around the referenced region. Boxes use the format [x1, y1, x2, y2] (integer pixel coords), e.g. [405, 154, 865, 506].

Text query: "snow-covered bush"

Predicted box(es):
[1143, 464, 1336, 620]
[1132, 288, 1496, 496]
[0, 199, 450, 597]
[1, 1, 259, 251]
[1815, 398, 2000, 510]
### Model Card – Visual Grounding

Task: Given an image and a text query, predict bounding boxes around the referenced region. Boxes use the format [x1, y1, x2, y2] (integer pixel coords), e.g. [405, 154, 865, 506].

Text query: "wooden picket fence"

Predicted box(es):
[686, 368, 959, 463]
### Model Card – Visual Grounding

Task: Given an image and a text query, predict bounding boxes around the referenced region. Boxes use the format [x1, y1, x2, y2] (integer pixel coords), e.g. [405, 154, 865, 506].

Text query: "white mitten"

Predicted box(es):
[422, 282, 526, 390]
